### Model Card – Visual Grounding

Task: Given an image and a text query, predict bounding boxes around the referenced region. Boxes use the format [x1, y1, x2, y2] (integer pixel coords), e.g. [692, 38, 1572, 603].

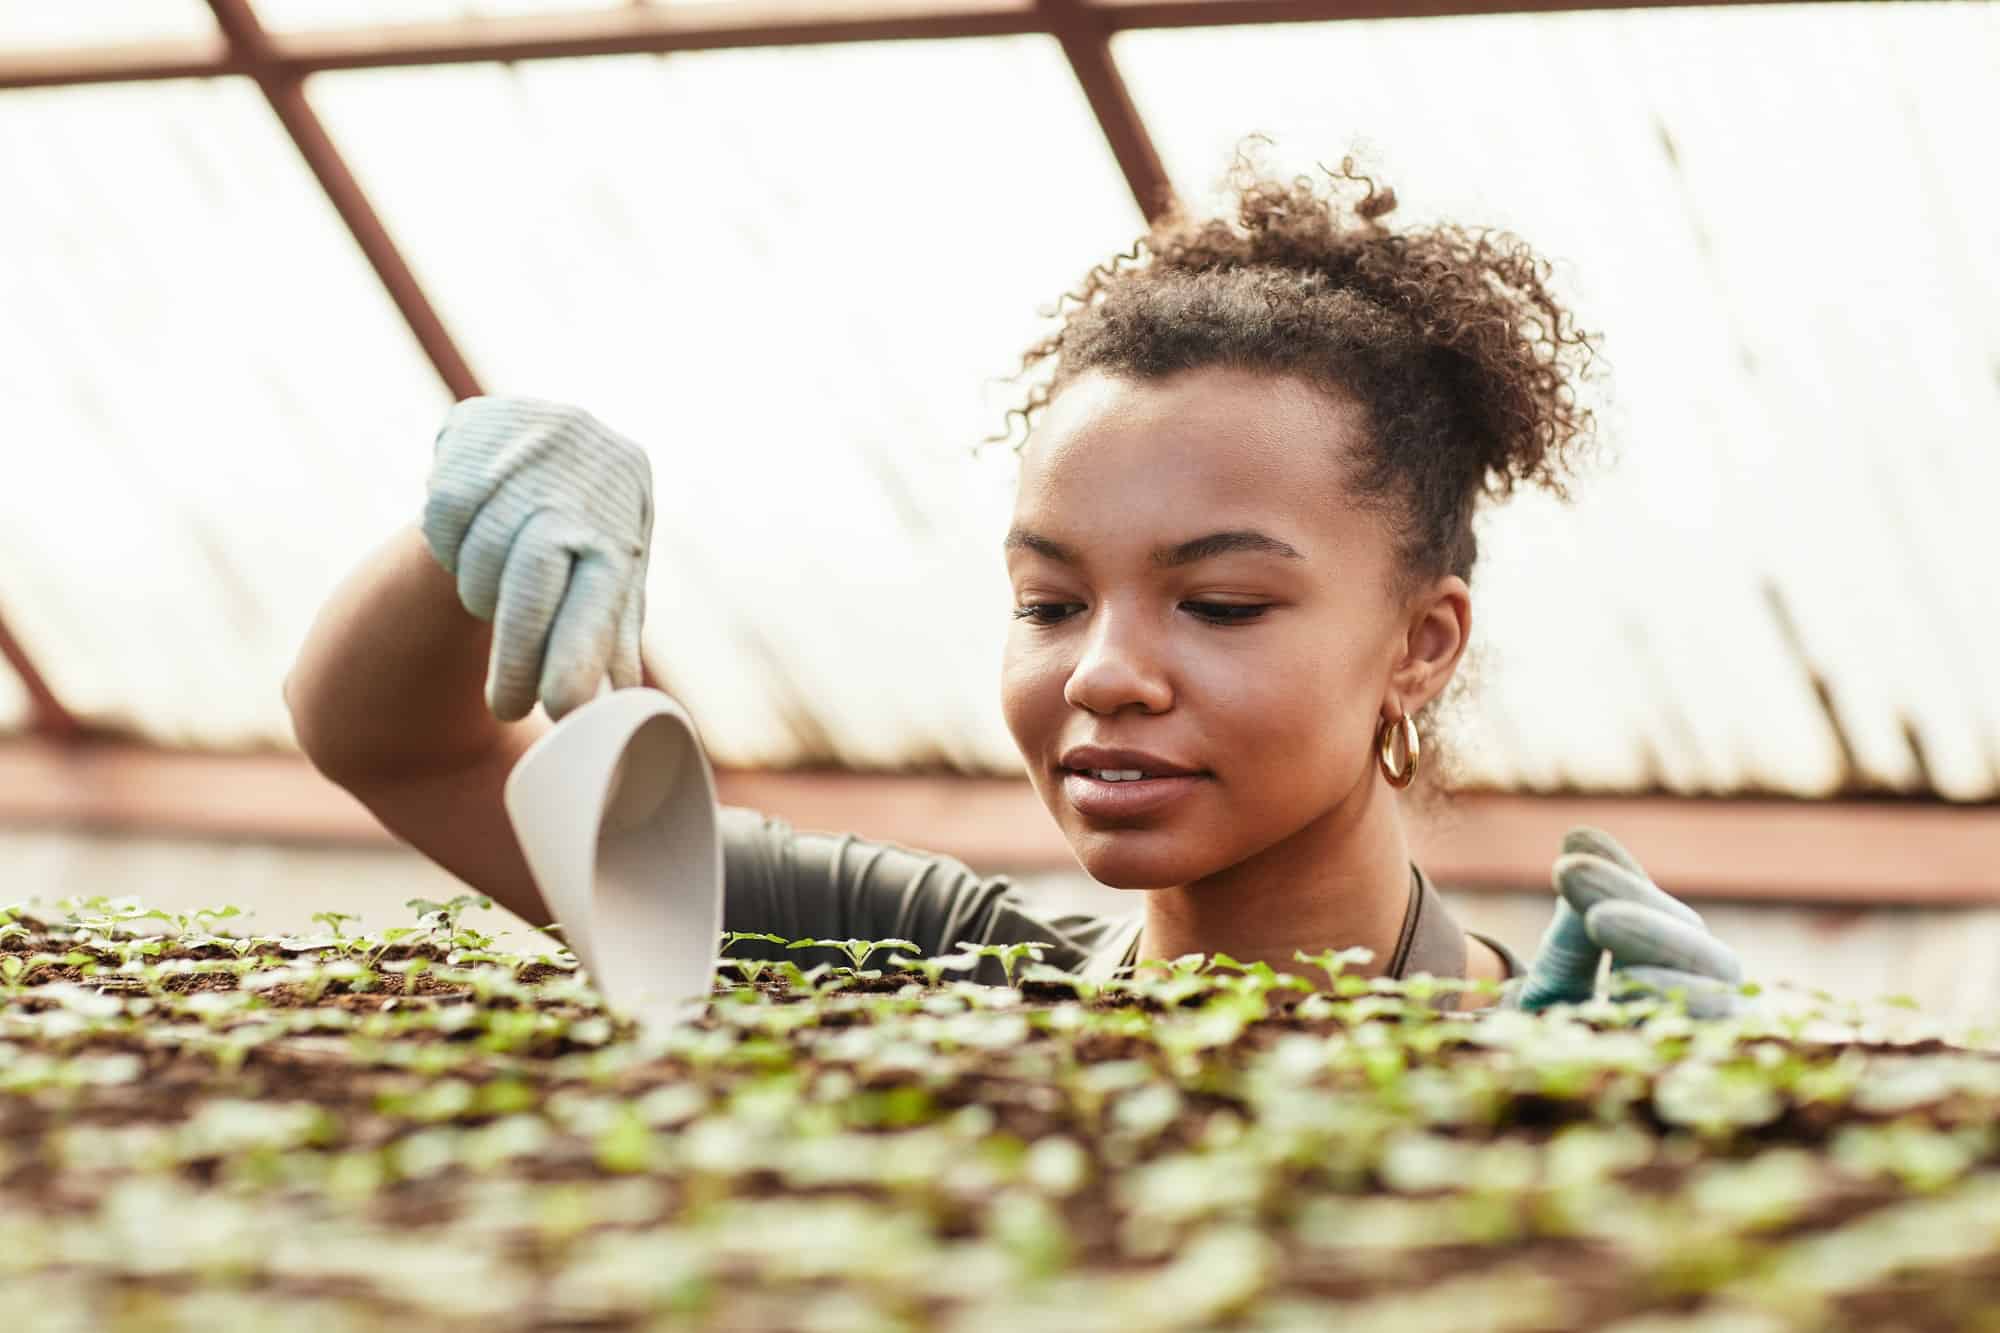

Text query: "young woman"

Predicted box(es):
[287, 150, 1745, 1017]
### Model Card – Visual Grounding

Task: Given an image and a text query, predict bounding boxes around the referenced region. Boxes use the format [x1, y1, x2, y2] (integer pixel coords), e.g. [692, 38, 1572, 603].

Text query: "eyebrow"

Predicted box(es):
[1004, 527, 1305, 568]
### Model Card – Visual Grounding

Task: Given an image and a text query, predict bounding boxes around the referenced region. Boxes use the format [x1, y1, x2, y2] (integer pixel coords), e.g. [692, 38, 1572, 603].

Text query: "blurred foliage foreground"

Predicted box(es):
[3, 894, 1999, 1333]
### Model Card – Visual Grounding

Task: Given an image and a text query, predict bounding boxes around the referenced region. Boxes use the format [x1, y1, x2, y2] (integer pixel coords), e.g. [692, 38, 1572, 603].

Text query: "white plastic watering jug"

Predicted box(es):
[502, 686, 724, 1035]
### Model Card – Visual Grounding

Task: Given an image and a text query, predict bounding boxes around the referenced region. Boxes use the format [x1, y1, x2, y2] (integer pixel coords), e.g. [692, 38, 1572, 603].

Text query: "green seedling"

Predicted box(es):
[1126, 953, 1210, 986]
[364, 927, 425, 969]
[766, 959, 836, 996]
[1207, 954, 1313, 995]
[716, 931, 790, 985]
[953, 940, 1048, 988]
[887, 949, 986, 988]
[1294, 945, 1376, 991]
[406, 894, 494, 951]
[786, 937, 921, 973]
[311, 911, 361, 940]
[721, 931, 788, 955]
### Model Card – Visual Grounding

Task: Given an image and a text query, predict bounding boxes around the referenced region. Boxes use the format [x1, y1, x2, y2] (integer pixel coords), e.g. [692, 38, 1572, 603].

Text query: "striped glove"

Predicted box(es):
[1501, 827, 1747, 1019]
[421, 397, 654, 723]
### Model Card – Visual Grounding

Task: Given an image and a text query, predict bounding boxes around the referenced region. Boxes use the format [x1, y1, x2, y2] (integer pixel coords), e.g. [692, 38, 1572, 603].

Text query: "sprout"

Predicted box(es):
[594, 1107, 659, 1174]
[1294, 945, 1376, 991]
[948, 940, 1048, 988]
[309, 911, 359, 940]
[884, 949, 983, 988]
[987, 1189, 1073, 1278]
[764, 959, 836, 996]
[786, 937, 921, 972]
[405, 894, 494, 951]
[1017, 961, 1100, 1002]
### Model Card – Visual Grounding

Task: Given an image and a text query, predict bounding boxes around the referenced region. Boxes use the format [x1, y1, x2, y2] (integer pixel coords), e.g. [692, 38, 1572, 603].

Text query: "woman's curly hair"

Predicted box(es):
[986, 138, 1605, 800]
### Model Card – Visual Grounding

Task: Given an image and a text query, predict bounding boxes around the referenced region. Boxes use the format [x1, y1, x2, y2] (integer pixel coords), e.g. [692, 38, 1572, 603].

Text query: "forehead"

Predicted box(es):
[1013, 367, 1367, 534]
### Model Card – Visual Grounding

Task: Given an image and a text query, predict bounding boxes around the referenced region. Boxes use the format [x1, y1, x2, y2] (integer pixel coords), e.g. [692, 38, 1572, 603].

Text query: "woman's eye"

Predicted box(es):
[1185, 602, 1269, 624]
[1010, 602, 1269, 625]
[1010, 603, 1076, 625]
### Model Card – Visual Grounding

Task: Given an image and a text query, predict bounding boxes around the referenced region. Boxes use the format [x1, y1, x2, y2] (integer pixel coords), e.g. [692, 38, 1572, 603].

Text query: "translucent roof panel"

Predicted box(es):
[249, 0, 703, 31]
[0, 78, 453, 748]
[1118, 1, 2000, 799]
[0, 0, 216, 49]
[305, 37, 1143, 771]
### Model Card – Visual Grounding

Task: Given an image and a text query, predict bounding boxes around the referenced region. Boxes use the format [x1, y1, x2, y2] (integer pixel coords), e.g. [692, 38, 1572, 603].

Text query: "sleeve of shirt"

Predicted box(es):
[714, 804, 1133, 987]
[1469, 930, 1524, 979]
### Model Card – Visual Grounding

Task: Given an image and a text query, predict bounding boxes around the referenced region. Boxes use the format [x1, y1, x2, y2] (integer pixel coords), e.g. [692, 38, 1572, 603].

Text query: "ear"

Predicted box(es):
[1392, 575, 1470, 710]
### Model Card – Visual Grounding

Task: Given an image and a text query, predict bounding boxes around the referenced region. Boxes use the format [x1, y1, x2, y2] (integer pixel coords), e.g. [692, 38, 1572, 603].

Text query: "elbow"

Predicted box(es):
[282, 664, 333, 776]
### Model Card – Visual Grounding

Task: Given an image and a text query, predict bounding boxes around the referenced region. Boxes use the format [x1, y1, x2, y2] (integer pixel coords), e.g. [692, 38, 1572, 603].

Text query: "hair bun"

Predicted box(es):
[1355, 184, 1398, 222]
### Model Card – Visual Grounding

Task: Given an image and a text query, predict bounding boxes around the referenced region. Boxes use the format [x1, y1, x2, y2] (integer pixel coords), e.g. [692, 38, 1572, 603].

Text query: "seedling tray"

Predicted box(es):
[3, 895, 1998, 1332]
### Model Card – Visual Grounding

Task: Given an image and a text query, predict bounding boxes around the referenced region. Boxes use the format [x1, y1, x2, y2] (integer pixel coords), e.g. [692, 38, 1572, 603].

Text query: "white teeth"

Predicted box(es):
[1089, 769, 1148, 782]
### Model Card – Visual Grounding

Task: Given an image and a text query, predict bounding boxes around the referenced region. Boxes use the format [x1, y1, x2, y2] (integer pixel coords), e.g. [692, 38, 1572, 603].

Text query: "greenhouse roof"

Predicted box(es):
[1, 0, 1994, 801]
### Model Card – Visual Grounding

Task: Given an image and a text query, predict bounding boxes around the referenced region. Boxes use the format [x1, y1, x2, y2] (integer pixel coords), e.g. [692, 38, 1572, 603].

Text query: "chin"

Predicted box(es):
[1064, 827, 1222, 890]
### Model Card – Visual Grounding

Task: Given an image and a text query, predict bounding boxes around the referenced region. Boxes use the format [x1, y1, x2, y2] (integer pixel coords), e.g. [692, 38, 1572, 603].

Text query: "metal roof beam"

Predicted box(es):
[0, 37, 244, 91]
[0, 737, 1993, 905]
[1090, 0, 1838, 24]
[1040, 0, 1175, 222]
[0, 614, 80, 742]
[204, 0, 483, 401]
[0, 0, 1857, 90]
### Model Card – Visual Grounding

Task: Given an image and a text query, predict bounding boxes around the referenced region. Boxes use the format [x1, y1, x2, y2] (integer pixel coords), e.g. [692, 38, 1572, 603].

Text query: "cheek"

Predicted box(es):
[1195, 637, 1374, 769]
[998, 633, 1066, 749]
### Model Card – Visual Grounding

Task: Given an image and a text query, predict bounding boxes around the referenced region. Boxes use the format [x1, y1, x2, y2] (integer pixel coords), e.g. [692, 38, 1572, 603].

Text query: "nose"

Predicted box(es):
[1062, 604, 1173, 715]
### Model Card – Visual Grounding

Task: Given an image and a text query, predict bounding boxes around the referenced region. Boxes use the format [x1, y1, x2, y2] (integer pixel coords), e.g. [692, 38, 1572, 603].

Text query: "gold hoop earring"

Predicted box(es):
[1377, 707, 1421, 790]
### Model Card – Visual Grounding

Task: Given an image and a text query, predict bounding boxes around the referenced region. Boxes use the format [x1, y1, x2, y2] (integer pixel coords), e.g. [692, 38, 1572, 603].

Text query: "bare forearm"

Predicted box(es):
[284, 522, 522, 780]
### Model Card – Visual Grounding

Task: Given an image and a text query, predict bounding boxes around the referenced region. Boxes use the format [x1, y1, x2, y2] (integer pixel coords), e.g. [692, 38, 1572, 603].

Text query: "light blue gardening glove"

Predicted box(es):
[1500, 827, 1746, 1019]
[422, 397, 654, 723]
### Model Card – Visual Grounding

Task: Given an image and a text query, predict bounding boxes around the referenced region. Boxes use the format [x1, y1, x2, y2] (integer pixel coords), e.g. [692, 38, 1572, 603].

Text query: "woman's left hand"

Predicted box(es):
[1500, 827, 1747, 1019]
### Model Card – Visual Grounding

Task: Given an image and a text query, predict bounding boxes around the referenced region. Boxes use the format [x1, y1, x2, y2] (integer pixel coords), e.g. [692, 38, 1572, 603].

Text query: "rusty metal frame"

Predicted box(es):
[0, 1, 1856, 90]
[1039, 0, 1174, 221]
[1, 739, 1995, 906]
[204, 0, 482, 402]
[0, 618, 78, 740]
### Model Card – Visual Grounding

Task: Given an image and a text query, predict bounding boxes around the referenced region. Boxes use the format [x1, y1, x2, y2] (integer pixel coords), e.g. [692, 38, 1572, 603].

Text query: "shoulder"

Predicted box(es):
[715, 805, 1134, 983]
[1411, 860, 1525, 983]
[1467, 932, 1521, 982]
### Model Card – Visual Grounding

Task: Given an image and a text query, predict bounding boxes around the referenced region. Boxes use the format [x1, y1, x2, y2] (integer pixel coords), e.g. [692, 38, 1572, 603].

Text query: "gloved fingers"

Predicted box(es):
[485, 512, 576, 723]
[422, 398, 508, 576]
[420, 478, 478, 580]
[608, 574, 646, 693]
[1560, 825, 1650, 880]
[1606, 964, 1742, 1020]
[454, 495, 539, 625]
[1555, 852, 1706, 930]
[539, 553, 631, 722]
[1509, 899, 1600, 1010]
[1584, 900, 1743, 985]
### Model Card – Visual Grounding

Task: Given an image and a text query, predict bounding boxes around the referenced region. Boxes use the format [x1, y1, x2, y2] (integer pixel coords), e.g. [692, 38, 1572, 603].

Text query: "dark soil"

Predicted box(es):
[2, 921, 1995, 1331]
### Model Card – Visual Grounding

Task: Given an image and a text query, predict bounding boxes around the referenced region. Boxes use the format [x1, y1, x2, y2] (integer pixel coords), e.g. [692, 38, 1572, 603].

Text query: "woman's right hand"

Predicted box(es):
[421, 397, 655, 723]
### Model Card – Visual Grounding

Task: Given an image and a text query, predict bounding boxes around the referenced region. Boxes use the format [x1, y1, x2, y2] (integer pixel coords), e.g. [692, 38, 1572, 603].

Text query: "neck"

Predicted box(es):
[1137, 771, 1417, 986]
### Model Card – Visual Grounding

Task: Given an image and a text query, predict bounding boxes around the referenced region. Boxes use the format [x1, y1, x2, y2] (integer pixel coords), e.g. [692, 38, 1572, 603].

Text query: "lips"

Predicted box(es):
[1060, 769, 1206, 819]
[1058, 745, 1205, 778]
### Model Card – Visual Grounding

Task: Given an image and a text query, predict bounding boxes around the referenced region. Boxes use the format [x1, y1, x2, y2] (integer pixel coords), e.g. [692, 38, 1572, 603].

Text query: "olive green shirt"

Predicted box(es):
[716, 805, 1523, 990]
